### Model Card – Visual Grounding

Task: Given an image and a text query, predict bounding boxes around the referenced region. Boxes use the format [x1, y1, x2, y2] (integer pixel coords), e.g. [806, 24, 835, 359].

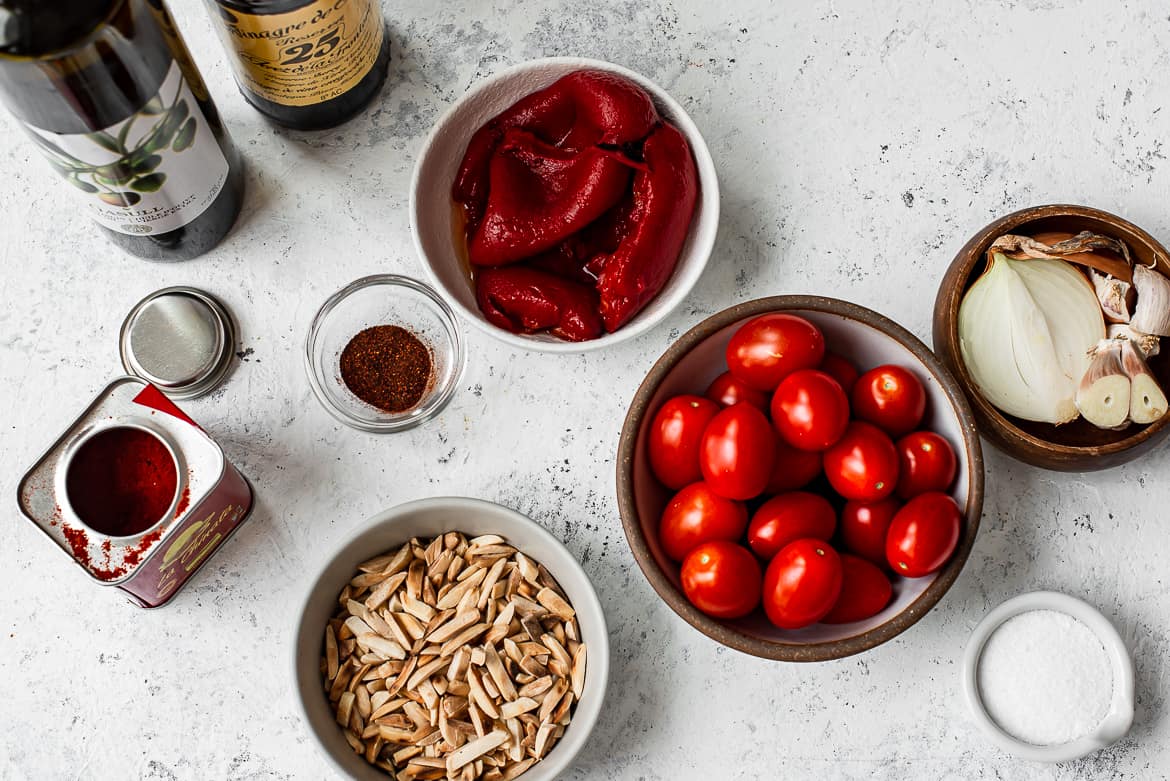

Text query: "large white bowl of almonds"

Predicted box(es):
[292, 497, 609, 781]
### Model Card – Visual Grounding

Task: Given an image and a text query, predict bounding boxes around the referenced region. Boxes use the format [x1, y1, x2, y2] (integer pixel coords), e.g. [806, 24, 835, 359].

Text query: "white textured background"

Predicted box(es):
[2, 1, 1168, 778]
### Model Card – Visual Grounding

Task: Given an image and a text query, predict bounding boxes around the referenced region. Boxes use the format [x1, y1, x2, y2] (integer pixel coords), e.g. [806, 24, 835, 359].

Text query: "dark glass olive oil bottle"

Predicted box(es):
[208, 0, 390, 130]
[0, 0, 245, 261]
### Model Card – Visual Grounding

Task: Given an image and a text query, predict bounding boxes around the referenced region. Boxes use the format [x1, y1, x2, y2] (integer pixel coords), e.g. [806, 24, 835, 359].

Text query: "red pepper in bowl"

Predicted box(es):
[453, 69, 699, 341]
[476, 266, 603, 342]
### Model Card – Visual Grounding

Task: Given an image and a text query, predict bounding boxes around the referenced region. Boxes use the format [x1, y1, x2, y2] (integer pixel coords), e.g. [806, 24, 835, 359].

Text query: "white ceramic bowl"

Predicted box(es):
[410, 56, 720, 353]
[291, 497, 610, 780]
[962, 591, 1135, 762]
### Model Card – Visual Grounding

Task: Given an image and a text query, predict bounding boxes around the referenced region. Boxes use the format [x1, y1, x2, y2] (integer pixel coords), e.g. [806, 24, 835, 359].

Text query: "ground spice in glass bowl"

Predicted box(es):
[339, 325, 433, 413]
[305, 275, 464, 433]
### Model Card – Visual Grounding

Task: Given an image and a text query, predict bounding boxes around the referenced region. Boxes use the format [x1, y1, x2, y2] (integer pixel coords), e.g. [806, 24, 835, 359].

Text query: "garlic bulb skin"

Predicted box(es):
[958, 253, 1105, 424]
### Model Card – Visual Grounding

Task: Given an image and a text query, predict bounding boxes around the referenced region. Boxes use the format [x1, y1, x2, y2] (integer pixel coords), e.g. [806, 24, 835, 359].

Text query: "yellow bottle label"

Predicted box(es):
[214, 0, 384, 107]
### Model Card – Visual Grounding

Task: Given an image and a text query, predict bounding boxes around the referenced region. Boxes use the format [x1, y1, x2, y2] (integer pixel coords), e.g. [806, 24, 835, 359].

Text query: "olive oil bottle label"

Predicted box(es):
[215, 0, 385, 107]
[22, 62, 230, 237]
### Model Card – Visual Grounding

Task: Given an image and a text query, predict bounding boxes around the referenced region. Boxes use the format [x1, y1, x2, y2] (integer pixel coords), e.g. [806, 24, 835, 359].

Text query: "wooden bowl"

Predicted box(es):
[933, 204, 1170, 471]
[617, 296, 984, 662]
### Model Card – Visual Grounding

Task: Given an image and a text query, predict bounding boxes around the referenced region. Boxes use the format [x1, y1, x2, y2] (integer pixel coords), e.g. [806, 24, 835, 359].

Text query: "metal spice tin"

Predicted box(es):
[17, 376, 254, 608]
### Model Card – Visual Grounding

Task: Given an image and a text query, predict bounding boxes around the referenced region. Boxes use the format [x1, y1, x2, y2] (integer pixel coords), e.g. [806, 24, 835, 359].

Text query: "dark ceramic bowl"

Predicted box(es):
[617, 296, 984, 662]
[933, 204, 1170, 471]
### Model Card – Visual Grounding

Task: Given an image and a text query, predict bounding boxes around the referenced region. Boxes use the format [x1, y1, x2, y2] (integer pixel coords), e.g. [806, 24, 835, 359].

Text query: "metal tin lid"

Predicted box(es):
[120, 287, 236, 400]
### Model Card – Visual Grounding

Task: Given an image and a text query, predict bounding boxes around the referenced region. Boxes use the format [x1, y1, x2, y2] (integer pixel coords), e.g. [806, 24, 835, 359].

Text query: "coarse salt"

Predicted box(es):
[977, 609, 1114, 746]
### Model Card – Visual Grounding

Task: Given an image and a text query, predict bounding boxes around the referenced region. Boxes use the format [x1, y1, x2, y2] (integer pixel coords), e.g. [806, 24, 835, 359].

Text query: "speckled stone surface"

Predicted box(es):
[1, 1, 1168, 778]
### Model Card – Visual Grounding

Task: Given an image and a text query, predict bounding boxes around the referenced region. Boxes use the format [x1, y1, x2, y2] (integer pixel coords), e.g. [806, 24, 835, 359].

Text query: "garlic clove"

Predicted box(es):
[1090, 270, 1132, 324]
[1120, 338, 1168, 425]
[1107, 323, 1160, 358]
[1076, 340, 1132, 429]
[1129, 264, 1170, 337]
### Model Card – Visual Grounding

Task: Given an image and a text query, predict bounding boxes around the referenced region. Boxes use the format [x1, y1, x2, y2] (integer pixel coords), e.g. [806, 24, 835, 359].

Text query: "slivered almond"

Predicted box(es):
[427, 610, 480, 644]
[322, 531, 586, 778]
[476, 558, 508, 609]
[406, 656, 449, 692]
[514, 553, 540, 585]
[540, 633, 571, 671]
[518, 676, 553, 699]
[325, 625, 339, 681]
[466, 667, 499, 719]
[436, 568, 486, 611]
[402, 592, 437, 623]
[438, 623, 489, 658]
[482, 643, 517, 701]
[393, 745, 423, 764]
[535, 588, 575, 621]
[533, 723, 556, 759]
[396, 612, 426, 640]
[498, 697, 538, 720]
[365, 571, 408, 611]
[445, 731, 508, 773]
[370, 697, 405, 721]
[337, 691, 355, 727]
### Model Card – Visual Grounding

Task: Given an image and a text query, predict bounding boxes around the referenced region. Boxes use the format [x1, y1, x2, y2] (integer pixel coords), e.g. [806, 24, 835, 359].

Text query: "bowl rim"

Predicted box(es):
[934, 203, 1170, 464]
[408, 55, 720, 354]
[960, 590, 1135, 762]
[616, 295, 985, 661]
[288, 496, 611, 780]
[303, 273, 466, 433]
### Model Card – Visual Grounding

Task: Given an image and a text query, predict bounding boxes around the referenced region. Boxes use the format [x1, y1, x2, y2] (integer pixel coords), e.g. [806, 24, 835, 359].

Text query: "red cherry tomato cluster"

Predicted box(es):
[647, 314, 964, 630]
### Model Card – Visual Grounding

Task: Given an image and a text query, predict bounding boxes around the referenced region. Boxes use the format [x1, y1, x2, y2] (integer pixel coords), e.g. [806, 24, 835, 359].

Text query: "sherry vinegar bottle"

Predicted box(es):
[0, 0, 245, 261]
[208, 0, 390, 130]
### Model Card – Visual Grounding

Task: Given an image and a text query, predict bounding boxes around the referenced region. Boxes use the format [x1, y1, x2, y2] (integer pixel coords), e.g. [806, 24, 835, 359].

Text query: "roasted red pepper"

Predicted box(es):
[453, 69, 699, 341]
[593, 122, 698, 331]
[454, 71, 658, 254]
[476, 266, 603, 342]
[468, 128, 633, 266]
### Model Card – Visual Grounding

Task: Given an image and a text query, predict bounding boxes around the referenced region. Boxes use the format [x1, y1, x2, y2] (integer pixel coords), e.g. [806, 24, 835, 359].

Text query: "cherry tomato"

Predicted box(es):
[820, 352, 860, 396]
[851, 365, 927, 438]
[658, 483, 749, 562]
[895, 431, 957, 499]
[770, 370, 850, 452]
[726, 314, 825, 391]
[705, 371, 769, 411]
[822, 554, 893, 624]
[823, 421, 899, 501]
[648, 395, 721, 490]
[765, 438, 822, 494]
[839, 498, 900, 568]
[762, 538, 843, 630]
[681, 541, 762, 619]
[885, 492, 962, 577]
[699, 404, 776, 500]
[747, 492, 836, 560]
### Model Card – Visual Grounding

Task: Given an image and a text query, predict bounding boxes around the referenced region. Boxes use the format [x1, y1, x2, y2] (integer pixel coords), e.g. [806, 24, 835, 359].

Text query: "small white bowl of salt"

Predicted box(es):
[962, 591, 1135, 762]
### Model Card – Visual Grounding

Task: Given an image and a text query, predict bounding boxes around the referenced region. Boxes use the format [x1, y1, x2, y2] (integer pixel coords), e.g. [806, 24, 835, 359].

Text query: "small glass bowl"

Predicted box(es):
[305, 275, 464, 433]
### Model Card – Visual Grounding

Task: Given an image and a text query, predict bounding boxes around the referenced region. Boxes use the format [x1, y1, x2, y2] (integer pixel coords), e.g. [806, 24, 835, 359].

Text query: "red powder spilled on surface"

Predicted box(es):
[65, 428, 177, 537]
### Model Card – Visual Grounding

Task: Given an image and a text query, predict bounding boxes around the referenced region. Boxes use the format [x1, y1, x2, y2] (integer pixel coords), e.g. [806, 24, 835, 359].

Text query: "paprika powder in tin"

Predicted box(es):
[65, 426, 179, 538]
[18, 377, 254, 607]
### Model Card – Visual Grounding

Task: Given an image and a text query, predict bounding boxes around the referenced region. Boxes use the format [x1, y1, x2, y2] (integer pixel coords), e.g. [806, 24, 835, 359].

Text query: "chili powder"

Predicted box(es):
[65, 427, 177, 537]
[340, 325, 433, 413]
